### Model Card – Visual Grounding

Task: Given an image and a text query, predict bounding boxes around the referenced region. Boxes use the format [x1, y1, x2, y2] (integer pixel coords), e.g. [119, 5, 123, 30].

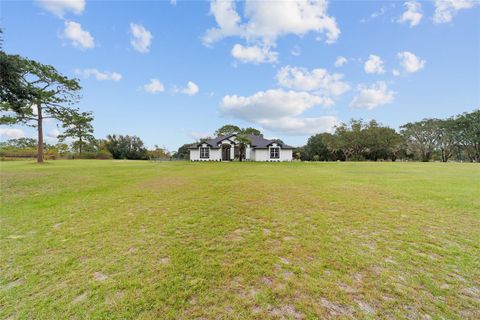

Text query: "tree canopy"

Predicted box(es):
[242, 127, 263, 137]
[105, 134, 148, 160]
[401, 119, 439, 162]
[214, 124, 241, 137]
[455, 110, 480, 162]
[57, 111, 94, 155]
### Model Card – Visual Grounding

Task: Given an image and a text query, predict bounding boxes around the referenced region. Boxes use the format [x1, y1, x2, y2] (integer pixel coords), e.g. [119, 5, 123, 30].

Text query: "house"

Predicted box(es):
[189, 133, 294, 162]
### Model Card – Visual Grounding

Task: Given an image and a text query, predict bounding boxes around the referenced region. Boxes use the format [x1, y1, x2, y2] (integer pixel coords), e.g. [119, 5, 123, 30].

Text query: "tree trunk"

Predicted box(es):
[37, 103, 44, 163]
[79, 136, 82, 155]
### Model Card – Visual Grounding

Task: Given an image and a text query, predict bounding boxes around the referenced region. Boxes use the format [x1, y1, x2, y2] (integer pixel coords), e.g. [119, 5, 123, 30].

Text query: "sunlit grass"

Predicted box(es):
[1, 160, 479, 319]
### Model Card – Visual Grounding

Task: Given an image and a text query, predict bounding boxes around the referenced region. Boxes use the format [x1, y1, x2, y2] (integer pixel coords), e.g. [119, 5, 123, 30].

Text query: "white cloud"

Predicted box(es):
[0, 128, 25, 139]
[350, 81, 395, 110]
[334, 56, 348, 67]
[220, 88, 337, 136]
[203, 0, 340, 46]
[231, 44, 278, 64]
[170, 0, 177, 6]
[203, 0, 243, 45]
[47, 128, 61, 138]
[36, 0, 85, 18]
[178, 81, 200, 96]
[397, 51, 426, 73]
[360, 5, 388, 23]
[392, 69, 401, 76]
[62, 21, 95, 50]
[364, 54, 385, 74]
[75, 68, 122, 81]
[258, 116, 338, 135]
[291, 45, 301, 57]
[276, 65, 350, 99]
[144, 79, 165, 94]
[397, 1, 423, 27]
[130, 23, 153, 53]
[433, 0, 477, 24]
[220, 89, 328, 122]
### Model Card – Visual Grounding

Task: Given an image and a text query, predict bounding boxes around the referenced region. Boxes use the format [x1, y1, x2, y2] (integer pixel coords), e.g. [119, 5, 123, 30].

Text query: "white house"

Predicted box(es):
[189, 133, 294, 162]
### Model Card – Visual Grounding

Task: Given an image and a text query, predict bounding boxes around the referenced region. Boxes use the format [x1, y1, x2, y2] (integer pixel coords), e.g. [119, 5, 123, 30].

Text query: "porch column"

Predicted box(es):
[230, 144, 235, 160]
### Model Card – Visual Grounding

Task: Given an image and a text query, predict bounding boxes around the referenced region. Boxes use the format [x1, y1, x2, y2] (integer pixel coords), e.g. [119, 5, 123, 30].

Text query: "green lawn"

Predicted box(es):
[1, 160, 479, 319]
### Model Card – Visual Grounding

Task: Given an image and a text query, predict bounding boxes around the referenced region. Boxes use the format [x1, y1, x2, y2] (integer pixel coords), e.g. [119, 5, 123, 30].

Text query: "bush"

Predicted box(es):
[0, 147, 37, 158]
[45, 149, 58, 160]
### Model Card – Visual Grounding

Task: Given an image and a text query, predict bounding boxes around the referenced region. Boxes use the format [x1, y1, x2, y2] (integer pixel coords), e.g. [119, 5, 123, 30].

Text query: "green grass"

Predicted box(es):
[1, 160, 479, 319]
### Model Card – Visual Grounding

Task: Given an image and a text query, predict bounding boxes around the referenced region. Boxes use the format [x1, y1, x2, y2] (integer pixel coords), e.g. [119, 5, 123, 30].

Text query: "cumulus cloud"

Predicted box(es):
[144, 79, 165, 94]
[276, 65, 349, 100]
[75, 68, 122, 81]
[350, 81, 395, 110]
[0, 128, 25, 139]
[36, 0, 85, 18]
[335, 56, 348, 67]
[62, 21, 95, 50]
[433, 0, 477, 24]
[175, 81, 200, 96]
[231, 44, 278, 64]
[258, 116, 338, 135]
[364, 55, 385, 74]
[220, 88, 337, 135]
[130, 23, 153, 53]
[203, 0, 243, 45]
[203, 0, 340, 47]
[397, 51, 426, 73]
[398, 1, 423, 27]
[220, 89, 327, 121]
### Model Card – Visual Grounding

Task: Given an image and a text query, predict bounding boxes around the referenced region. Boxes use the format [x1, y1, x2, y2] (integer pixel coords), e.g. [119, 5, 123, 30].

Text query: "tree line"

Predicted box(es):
[0, 135, 171, 161]
[295, 109, 479, 162]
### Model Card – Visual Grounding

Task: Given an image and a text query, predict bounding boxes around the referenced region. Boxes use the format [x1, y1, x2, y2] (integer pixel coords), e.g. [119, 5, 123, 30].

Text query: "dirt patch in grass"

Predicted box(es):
[159, 257, 170, 264]
[268, 304, 303, 319]
[226, 228, 249, 242]
[320, 297, 354, 317]
[355, 299, 375, 315]
[93, 272, 108, 282]
[72, 292, 87, 304]
[1, 279, 24, 291]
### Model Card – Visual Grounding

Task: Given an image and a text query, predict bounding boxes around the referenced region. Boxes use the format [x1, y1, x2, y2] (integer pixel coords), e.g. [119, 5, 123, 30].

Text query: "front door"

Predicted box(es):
[222, 146, 231, 161]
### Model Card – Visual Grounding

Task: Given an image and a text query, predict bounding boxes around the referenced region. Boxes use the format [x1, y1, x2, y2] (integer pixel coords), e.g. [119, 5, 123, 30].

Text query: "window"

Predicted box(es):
[200, 147, 209, 159]
[270, 147, 280, 159]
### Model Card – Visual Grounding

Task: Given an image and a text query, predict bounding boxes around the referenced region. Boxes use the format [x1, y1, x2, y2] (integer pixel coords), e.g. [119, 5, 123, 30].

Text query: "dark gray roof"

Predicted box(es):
[189, 133, 294, 149]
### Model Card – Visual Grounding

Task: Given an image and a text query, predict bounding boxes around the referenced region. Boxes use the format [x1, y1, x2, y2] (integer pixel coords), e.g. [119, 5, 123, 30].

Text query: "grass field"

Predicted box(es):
[1, 160, 479, 319]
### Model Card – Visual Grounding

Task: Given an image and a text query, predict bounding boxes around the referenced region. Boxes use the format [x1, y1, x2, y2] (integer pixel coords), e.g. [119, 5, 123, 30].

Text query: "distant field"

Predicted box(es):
[1, 160, 479, 319]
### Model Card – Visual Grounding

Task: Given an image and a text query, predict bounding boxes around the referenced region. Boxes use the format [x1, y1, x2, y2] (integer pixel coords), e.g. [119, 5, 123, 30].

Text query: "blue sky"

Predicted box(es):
[1, 0, 479, 150]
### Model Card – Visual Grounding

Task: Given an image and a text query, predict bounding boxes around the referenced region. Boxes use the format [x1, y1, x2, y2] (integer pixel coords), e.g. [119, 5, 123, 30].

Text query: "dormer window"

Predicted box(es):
[200, 147, 209, 158]
[270, 147, 280, 159]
